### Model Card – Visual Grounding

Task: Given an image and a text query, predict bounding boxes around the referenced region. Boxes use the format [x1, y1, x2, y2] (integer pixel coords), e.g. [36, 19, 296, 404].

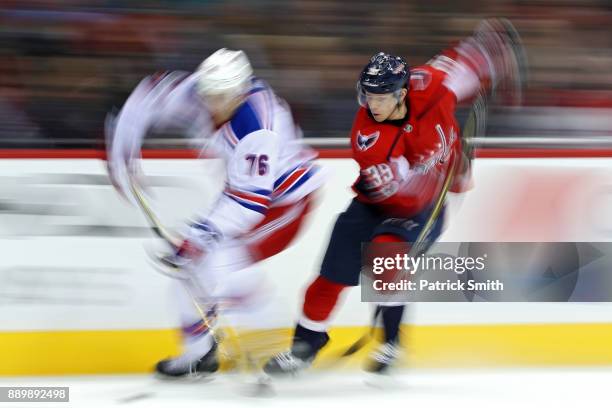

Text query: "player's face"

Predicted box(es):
[202, 93, 243, 126]
[365, 92, 399, 122]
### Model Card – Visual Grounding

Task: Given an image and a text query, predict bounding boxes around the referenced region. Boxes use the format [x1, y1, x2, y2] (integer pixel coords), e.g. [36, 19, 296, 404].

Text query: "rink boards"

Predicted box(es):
[1, 154, 612, 374]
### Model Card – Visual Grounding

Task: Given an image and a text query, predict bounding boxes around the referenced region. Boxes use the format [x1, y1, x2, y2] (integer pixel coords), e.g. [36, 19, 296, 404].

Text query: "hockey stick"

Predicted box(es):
[127, 177, 182, 249]
[330, 307, 383, 360]
[413, 91, 487, 251]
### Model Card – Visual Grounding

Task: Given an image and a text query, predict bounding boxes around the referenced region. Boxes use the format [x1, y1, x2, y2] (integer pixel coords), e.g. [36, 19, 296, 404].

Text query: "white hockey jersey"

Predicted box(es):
[108, 71, 325, 239]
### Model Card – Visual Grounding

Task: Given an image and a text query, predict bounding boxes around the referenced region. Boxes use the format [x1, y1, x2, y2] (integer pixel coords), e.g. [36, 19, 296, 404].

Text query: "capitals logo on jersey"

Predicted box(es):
[356, 130, 380, 151]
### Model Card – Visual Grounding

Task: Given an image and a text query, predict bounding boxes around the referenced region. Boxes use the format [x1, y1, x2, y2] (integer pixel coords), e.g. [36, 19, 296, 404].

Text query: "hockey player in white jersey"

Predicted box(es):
[106, 49, 325, 377]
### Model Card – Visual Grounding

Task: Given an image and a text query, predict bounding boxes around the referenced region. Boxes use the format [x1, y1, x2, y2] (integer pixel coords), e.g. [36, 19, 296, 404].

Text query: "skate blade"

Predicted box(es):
[153, 372, 217, 383]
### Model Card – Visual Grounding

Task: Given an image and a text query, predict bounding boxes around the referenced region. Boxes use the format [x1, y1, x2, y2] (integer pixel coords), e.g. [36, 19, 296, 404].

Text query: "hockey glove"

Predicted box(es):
[354, 156, 411, 203]
[158, 221, 221, 272]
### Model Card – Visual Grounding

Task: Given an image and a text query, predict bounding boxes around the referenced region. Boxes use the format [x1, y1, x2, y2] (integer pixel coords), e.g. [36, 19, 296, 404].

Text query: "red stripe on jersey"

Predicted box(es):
[274, 168, 308, 196]
[225, 189, 270, 207]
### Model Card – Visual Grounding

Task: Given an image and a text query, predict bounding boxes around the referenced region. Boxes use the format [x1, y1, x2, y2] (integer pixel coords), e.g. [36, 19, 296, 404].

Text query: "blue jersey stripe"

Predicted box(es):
[284, 167, 316, 196]
[274, 164, 301, 189]
[250, 188, 272, 196]
[226, 194, 268, 214]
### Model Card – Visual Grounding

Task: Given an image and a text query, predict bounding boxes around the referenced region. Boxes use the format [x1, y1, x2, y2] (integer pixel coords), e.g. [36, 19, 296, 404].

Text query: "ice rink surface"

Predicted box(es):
[1, 367, 610, 408]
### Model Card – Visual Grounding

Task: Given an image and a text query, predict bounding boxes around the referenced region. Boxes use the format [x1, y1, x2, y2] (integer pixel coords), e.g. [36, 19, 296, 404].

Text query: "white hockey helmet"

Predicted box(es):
[196, 48, 253, 97]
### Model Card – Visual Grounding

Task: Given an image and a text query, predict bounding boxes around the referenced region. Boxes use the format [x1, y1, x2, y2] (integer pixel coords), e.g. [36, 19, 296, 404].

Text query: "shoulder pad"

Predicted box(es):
[229, 101, 263, 141]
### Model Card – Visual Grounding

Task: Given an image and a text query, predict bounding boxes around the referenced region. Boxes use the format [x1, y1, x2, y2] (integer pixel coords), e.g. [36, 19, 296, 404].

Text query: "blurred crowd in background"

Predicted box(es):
[0, 0, 610, 148]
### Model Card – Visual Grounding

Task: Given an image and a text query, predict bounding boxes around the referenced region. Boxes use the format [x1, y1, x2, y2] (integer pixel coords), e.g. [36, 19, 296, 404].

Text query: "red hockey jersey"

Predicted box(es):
[350, 64, 465, 217]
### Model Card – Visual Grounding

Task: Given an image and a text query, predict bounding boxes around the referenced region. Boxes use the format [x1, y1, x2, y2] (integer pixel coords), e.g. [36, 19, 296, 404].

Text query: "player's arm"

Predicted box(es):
[105, 71, 192, 200]
[354, 116, 459, 208]
[428, 19, 525, 105]
[426, 52, 482, 104]
[355, 154, 457, 209]
[353, 155, 413, 204]
[178, 130, 279, 257]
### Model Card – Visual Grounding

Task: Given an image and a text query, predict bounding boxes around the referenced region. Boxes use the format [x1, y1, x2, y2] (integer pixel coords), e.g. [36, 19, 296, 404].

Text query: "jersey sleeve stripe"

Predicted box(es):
[261, 86, 274, 130]
[282, 165, 317, 196]
[148, 71, 170, 88]
[273, 164, 301, 189]
[225, 188, 271, 207]
[274, 166, 306, 192]
[226, 186, 272, 197]
[225, 194, 268, 214]
[223, 125, 239, 147]
[147, 71, 190, 101]
[250, 92, 271, 130]
[248, 86, 267, 94]
[248, 79, 273, 130]
[272, 163, 317, 198]
[251, 188, 273, 196]
[190, 220, 222, 237]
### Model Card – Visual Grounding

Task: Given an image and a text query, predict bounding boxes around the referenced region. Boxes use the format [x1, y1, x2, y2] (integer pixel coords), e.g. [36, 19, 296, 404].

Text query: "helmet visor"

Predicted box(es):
[356, 81, 402, 108]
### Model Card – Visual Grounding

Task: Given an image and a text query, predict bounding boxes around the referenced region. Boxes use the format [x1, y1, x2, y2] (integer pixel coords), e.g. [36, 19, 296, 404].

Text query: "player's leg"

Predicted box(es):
[156, 194, 316, 377]
[155, 279, 220, 377]
[363, 303, 406, 374]
[264, 199, 381, 375]
[361, 232, 408, 374]
[159, 234, 284, 376]
[155, 238, 259, 378]
[363, 206, 447, 374]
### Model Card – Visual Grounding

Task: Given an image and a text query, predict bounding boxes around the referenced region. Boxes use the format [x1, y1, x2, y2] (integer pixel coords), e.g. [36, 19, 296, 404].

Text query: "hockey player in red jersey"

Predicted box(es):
[264, 18, 526, 375]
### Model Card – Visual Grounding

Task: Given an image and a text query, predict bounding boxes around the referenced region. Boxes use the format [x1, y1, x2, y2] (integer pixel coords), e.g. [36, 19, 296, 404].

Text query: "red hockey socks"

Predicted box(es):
[300, 275, 347, 331]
